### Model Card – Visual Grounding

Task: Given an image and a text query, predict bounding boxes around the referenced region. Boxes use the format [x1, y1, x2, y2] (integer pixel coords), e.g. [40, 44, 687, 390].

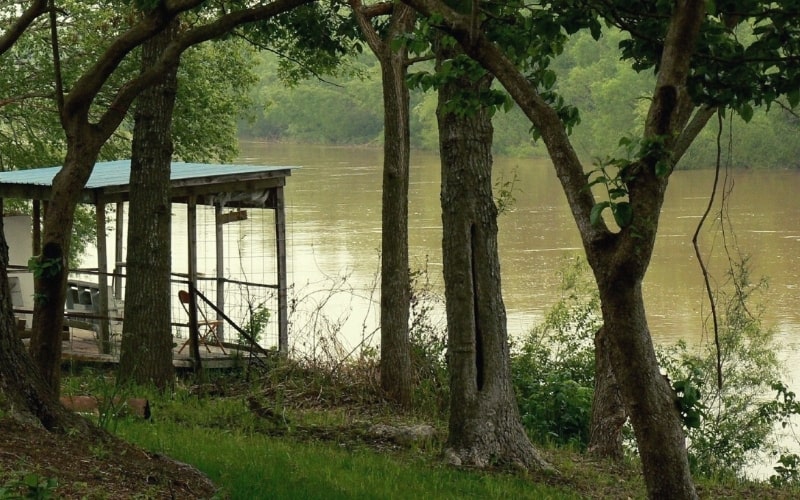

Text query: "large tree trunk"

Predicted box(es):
[117, 22, 178, 390]
[0, 213, 87, 432]
[436, 47, 547, 470]
[351, 1, 415, 407]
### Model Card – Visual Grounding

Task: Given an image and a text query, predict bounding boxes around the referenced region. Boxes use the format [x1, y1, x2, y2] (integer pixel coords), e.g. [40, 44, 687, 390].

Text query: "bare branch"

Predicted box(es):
[0, 91, 53, 108]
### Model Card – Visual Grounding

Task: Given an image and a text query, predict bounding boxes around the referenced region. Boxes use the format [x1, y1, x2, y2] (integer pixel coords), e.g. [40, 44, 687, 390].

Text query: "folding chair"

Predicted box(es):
[177, 290, 226, 354]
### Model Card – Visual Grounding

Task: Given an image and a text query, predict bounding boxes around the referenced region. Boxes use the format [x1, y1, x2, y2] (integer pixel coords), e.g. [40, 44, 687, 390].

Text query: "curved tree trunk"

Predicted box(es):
[595, 277, 695, 498]
[30, 135, 102, 393]
[117, 21, 178, 390]
[437, 46, 548, 470]
[588, 325, 626, 461]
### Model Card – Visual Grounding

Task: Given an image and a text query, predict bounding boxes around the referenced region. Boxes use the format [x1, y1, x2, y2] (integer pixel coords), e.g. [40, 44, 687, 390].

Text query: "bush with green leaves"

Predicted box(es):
[511, 256, 600, 449]
[658, 258, 800, 479]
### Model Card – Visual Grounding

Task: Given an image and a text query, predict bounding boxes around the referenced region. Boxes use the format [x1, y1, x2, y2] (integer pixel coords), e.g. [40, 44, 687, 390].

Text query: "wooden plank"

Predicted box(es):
[217, 209, 247, 224]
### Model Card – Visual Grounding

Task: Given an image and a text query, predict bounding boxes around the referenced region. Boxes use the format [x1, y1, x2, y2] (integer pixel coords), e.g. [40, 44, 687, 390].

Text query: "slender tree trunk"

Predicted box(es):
[377, 9, 415, 408]
[437, 47, 548, 470]
[117, 22, 178, 390]
[588, 325, 626, 460]
[350, 1, 415, 407]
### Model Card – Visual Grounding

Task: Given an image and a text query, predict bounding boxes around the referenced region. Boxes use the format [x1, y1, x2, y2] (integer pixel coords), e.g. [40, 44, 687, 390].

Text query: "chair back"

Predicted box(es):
[178, 290, 191, 315]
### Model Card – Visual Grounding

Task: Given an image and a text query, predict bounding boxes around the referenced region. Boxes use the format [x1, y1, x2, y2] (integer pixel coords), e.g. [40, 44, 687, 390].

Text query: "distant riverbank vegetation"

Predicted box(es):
[238, 29, 800, 170]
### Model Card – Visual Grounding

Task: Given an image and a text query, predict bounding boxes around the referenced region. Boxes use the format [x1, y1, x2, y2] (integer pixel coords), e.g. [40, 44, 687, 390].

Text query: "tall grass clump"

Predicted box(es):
[511, 256, 599, 449]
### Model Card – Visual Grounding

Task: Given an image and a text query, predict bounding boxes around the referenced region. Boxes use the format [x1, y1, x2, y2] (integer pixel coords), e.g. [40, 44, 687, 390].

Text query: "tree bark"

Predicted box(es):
[0, 213, 88, 432]
[436, 45, 548, 470]
[30, 134, 102, 393]
[596, 278, 696, 498]
[588, 326, 626, 461]
[351, 1, 415, 407]
[117, 21, 178, 390]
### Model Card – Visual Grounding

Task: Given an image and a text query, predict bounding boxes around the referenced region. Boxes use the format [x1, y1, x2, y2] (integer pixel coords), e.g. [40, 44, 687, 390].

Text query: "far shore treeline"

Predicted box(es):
[239, 29, 800, 170]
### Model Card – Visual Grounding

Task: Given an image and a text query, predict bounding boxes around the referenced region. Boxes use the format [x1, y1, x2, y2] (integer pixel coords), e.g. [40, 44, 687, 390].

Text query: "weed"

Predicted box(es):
[0, 473, 58, 500]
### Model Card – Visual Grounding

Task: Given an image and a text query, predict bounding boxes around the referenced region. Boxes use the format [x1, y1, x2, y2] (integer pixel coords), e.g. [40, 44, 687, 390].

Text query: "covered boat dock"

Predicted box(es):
[0, 160, 295, 361]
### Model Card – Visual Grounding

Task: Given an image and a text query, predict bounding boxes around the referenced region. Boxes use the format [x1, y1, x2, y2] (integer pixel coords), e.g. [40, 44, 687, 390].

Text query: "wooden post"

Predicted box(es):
[275, 185, 288, 354]
[32, 200, 41, 256]
[214, 203, 225, 342]
[187, 197, 202, 371]
[96, 202, 111, 354]
[114, 202, 124, 300]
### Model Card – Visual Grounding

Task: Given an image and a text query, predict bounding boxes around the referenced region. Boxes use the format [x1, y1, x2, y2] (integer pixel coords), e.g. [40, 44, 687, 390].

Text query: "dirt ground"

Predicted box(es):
[0, 417, 217, 499]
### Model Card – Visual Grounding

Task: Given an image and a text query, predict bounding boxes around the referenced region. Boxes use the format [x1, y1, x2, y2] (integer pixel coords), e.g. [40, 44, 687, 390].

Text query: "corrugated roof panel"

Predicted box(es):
[0, 161, 296, 189]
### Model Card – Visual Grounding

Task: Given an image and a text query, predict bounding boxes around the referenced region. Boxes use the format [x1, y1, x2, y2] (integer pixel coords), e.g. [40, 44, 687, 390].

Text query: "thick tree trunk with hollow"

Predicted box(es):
[436, 47, 548, 470]
[117, 22, 178, 390]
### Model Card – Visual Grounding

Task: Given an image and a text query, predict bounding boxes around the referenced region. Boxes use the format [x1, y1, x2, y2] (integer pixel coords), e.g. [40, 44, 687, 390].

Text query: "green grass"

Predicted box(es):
[117, 420, 578, 499]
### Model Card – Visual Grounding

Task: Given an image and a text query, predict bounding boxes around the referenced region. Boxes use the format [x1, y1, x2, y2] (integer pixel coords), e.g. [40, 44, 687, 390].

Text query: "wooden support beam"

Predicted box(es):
[275, 186, 288, 354]
[215, 203, 225, 342]
[217, 209, 247, 224]
[114, 202, 124, 300]
[96, 202, 111, 354]
[186, 197, 202, 370]
[32, 199, 41, 255]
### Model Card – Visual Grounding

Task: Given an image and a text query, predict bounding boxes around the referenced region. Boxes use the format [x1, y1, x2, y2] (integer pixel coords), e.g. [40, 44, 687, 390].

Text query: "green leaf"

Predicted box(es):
[655, 160, 670, 177]
[608, 187, 628, 200]
[788, 89, 800, 109]
[613, 202, 633, 228]
[590, 201, 610, 226]
[705, 0, 716, 16]
[738, 103, 754, 123]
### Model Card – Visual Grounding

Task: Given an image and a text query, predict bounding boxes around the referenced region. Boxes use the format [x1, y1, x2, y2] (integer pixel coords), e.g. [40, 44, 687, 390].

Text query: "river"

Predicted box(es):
[235, 141, 800, 366]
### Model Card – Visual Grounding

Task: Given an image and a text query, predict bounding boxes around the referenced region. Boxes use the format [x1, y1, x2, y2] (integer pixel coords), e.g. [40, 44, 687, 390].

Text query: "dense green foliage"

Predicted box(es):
[239, 29, 800, 168]
[511, 257, 598, 449]
[508, 255, 800, 479]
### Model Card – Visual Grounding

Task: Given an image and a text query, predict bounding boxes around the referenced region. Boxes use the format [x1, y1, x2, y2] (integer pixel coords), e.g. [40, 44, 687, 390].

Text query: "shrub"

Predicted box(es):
[511, 256, 600, 449]
[659, 258, 800, 479]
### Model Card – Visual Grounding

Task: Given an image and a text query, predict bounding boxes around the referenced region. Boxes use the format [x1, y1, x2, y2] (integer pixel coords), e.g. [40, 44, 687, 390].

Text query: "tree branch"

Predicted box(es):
[63, 0, 207, 120]
[0, 0, 48, 56]
[95, 0, 315, 140]
[673, 105, 716, 165]
[350, 0, 385, 56]
[402, 0, 608, 244]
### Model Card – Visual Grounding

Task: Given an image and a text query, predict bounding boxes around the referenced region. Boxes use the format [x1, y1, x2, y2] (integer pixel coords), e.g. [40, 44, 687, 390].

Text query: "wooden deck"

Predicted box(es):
[50, 327, 261, 369]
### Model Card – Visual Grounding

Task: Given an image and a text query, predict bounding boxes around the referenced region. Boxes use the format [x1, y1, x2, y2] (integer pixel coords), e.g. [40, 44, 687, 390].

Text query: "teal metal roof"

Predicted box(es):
[0, 160, 297, 205]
